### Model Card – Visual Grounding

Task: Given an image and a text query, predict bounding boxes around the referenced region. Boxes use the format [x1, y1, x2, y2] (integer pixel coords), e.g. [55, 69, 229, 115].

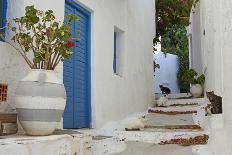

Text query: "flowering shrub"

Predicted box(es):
[1, 5, 79, 70]
[154, 0, 199, 44]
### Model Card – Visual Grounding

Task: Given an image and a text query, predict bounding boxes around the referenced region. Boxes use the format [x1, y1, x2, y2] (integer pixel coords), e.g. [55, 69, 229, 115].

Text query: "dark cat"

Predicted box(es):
[206, 91, 222, 114]
[159, 85, 171, 94]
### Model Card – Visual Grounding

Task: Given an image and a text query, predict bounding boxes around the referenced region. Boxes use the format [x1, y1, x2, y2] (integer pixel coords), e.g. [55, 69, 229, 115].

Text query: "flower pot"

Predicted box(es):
[190, 84, 203, 98]
[210, 114, 223, 129]
[15, 69, 66, 136]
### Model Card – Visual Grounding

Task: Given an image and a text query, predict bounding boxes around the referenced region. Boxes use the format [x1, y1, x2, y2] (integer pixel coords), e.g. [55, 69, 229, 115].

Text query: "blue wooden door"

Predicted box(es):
[63, 0, 91, 129]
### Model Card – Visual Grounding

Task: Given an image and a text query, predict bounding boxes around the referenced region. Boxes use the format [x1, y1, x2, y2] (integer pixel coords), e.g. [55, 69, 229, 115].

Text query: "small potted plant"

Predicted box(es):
[1, 6, 79, 135]
[181, 69, 205, 97]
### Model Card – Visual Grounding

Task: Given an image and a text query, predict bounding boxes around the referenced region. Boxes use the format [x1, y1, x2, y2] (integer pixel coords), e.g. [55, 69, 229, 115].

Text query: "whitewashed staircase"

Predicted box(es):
[115, 96, 210, 144]
[94, 94, 213, 155]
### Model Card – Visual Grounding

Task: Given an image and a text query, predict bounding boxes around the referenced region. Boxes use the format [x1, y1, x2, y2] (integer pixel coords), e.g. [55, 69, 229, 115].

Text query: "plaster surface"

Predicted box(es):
[0, 0, 155, 129]
[116, 143, 194, 155]
[190, 0, 232, 154]
[154, 52, 180, 94]
[0, 130, 92, 155]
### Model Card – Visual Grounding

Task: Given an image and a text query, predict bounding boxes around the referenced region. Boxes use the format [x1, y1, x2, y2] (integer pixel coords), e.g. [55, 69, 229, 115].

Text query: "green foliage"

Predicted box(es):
[155, 0, 200, 92]
[162, 26, 190, 92]
[153, 58, 160, 72]
[1, 5, 79, 70]
[154, 0, 196, 45]
[181, 69, 205, 87]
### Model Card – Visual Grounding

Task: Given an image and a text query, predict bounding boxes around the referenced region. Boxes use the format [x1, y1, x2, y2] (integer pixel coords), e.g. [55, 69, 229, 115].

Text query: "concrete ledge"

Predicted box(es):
[155, 93, 192, 99]
[192, 145, 212, 155]
[0, 130, 92, 155]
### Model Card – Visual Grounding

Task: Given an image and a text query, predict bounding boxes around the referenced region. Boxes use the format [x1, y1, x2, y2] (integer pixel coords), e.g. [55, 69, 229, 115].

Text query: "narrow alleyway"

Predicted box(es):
[93, 94, 210, 155]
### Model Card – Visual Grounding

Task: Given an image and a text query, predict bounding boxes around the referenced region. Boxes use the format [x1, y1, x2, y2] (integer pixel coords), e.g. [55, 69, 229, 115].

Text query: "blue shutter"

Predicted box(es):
[113, 32, 117, 73]
[1, 0, 7, 33]
[63, 3, 75, 128]
[63, 0, 91, 129]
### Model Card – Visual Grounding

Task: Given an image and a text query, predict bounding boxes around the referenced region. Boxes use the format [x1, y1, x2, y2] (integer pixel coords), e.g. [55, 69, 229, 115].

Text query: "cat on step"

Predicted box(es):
[206, 91, 222, 114]
[159, 85, 171, 94]
[157, 95, 169, 107]
[125, 115, 147, 131]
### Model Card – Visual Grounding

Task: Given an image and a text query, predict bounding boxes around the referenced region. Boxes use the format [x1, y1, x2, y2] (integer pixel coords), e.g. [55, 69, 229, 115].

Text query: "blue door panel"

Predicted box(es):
[63, 0, 91, 129]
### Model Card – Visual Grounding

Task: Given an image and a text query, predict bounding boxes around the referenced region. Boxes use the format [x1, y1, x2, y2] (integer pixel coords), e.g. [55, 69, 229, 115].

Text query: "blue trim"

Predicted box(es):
[87, 7, 92, 128]
[65, 0, 91, 16]
[1, 0, 7, 34]
[64, 0, 92, 128]
[113, 32, 117, 73]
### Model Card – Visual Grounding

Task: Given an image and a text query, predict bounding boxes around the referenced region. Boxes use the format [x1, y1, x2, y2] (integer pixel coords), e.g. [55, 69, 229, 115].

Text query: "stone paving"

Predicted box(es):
[115, 143, 195, 155]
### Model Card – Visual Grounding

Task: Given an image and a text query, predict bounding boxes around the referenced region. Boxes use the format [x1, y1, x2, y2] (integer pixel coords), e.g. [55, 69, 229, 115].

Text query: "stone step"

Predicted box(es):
[192, 145, 212, 155]
[114, 129, 210, 146]
[146, 113, 196, 126]
[0, 130, 93, 155]
[93, 136, 126, 155]
[148, 105, 202, 115]
[116, 142, 195, 155]
[145, 125, 202, 131]
[166, 98, 208, 106]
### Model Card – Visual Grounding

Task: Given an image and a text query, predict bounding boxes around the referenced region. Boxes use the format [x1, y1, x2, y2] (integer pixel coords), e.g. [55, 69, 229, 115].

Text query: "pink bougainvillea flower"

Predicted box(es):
[66, 41, 75, 47]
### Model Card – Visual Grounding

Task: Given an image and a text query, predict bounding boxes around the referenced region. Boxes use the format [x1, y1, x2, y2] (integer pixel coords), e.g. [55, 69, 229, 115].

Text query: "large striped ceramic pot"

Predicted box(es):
[15, 69, 66, 136]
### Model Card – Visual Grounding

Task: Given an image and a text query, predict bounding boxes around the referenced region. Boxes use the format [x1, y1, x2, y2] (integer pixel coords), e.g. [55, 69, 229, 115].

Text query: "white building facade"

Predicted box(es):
[0, 0, 155, 128]
[190, 0, 232, 154]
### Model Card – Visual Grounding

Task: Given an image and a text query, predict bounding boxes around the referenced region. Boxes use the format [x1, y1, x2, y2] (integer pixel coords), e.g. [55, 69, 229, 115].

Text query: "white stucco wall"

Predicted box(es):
[191, 0, 232, 154]
[154, 52, 180, 94]
[76, 0, 155, 128]
[0, 0, 64, 109]
[189, 3, 203, 75]
[0, 0, 155, 128]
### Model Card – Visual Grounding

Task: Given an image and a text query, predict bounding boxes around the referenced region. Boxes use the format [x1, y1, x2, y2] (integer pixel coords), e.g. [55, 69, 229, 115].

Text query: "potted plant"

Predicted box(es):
[0, 6, 79, 136]
[181, 69, 205, 97]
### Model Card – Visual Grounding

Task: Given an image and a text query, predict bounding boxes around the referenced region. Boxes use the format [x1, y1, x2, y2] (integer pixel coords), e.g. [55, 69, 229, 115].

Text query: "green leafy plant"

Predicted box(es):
[154, 0, 200, 92]
[162, 26, 190, 92]
[153, 56, 160, 73]
[154, 0, 199, 45]
[0, 5, 79, 70]
[181, 69, 205, 87]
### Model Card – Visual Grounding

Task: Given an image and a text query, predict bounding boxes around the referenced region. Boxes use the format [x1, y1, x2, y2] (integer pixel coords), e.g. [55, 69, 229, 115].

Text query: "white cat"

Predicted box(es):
[125, 115, 147, 131]
[157, 95, 168, 107]
[205, 104, 212, 116]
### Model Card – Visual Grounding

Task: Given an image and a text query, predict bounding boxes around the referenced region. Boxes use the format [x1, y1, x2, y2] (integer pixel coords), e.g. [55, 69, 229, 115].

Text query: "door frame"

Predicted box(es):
[64, 0, 92, 128]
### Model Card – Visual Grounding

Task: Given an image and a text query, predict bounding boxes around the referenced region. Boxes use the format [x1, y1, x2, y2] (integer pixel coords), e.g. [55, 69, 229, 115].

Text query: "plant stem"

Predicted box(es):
[52, 55, 62, 70]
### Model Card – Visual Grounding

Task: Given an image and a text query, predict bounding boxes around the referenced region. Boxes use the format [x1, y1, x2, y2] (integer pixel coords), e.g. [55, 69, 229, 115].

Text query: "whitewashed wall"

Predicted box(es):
[191, 0, 232, 154]
[154, 52, 180, 94]
[76, 0, 155, 128]
[0, 0, 64, 110]
[0, 0, 155, 128]
[189, 3, 203, 75]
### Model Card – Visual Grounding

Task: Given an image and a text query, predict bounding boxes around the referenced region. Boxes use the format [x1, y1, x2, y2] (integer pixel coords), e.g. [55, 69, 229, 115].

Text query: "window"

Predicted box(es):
[113, 26, 124, 75]
[113, 32, 117, 73]
[0, 0, 7, 32]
